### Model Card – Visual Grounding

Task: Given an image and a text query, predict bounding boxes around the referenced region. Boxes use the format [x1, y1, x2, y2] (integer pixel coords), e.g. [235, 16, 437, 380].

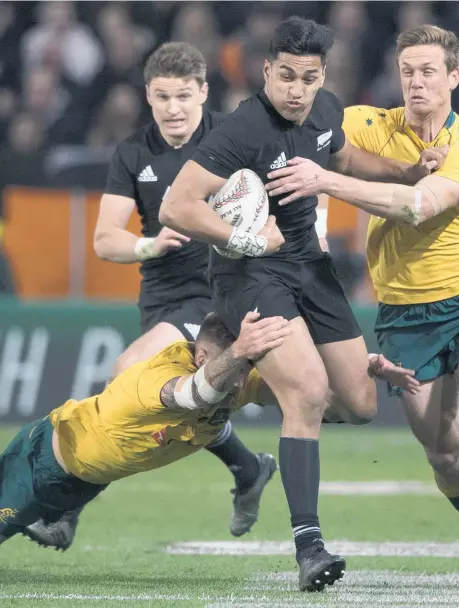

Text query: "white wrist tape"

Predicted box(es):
[193, 365, 229, 404]
[315, 208, 328, 239]
[173, 365, 229, 410]
[226, 227, 267, 257]
[134, 237, 157, 261]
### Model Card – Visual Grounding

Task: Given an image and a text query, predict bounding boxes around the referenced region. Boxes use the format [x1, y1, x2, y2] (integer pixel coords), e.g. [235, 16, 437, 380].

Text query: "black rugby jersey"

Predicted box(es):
[192, 89, 345, 270]
[105, 110, 224, 301]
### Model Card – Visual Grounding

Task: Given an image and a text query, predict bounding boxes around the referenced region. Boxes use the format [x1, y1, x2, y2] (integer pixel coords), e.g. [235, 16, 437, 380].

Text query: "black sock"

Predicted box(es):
[448, 496, 459, 511]
[205, 422, 260, 492]
[279, 437, 323, 563]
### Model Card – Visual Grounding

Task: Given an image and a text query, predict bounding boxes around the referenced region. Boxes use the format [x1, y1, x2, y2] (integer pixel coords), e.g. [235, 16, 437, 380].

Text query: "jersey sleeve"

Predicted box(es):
[104, 144, 136, 199]
[343, 106, 387, 154]
[136, 342, 196, 411]
[192, 115, 256, 178]
[137, 362, 192, 412]
[435, 140, 459, 185]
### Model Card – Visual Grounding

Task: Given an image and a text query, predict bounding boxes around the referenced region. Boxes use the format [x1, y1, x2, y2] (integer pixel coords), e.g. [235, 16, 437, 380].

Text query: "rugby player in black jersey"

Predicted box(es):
[160, 19, 431, 592]
[24, 42, 276, 552]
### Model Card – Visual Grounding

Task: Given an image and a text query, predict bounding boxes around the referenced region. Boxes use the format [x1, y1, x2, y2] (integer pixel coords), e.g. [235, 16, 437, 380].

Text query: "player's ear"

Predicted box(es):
[195, 346, 208, 368]
[199, 81, 209, 105]
[145, 84, 152, 107]
[263, 60, 271, 84]
[448, 67, 459, 92]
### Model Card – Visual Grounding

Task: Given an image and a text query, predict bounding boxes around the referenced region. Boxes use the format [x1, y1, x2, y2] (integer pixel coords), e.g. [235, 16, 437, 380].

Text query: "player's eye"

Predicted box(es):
[178, 95, 191, 100]
[423, 69, 434, 75]
[280, 73, 294, 81]
[304, 78, 317, 85]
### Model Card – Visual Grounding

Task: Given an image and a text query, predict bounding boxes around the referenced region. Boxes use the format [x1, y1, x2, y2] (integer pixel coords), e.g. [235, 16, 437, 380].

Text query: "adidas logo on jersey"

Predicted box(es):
[317, 129, 333, 151]
[138, 165, 158, 182]
[270, 152, 287, 169]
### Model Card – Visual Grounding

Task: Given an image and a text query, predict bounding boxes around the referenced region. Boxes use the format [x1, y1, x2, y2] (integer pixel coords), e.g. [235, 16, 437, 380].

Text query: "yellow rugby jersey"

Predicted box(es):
[343, 105, 459, 305]
[49, 341, 262, 485]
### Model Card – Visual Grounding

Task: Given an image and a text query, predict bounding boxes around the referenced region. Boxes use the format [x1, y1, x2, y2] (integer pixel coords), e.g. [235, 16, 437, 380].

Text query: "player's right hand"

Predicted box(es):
[152, 227, 190, 256]
[232, 311, 290, 361]
[257, 216, 285, 255]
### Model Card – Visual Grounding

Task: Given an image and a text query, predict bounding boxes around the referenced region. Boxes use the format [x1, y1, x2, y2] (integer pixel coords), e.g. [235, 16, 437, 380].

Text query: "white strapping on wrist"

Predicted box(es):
[226, 227, 267, 257]
[134, 237, 156, 261]
[193, 365, 228, 404]
[315, 208, 328, 238]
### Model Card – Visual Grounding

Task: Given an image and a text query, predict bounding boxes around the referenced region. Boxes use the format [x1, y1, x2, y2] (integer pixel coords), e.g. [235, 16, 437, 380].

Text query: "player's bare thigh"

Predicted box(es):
[113, 322, 185, 376]
[255, 316, 329, 438]
[316, 336, 377, 422]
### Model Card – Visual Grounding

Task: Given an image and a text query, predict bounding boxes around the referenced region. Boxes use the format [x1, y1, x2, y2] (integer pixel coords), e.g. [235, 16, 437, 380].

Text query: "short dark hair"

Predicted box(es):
[196, 313, 235, 351]
[144, 42, 207, 86]
[396, 25, 459, 74]
[268, 17, 334, 65]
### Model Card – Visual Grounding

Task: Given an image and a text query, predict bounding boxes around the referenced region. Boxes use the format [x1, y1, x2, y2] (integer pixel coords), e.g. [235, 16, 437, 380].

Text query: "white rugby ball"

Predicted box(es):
[209, 169, 269, 259]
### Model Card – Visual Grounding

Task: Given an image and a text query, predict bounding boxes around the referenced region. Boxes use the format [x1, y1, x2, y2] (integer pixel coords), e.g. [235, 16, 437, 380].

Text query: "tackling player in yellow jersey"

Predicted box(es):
[266, 24, 459, 513]
[0, 311, 418, 591]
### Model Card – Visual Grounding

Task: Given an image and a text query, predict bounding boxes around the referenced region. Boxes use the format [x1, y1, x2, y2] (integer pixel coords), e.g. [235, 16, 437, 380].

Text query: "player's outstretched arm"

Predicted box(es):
[321, 171, 459, 225]
[160, 312, 290, 410]
[267, 154, 459, 225]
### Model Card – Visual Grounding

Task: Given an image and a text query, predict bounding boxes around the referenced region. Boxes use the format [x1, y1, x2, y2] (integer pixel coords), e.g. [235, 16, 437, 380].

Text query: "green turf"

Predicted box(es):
[0, 425, 457, 607]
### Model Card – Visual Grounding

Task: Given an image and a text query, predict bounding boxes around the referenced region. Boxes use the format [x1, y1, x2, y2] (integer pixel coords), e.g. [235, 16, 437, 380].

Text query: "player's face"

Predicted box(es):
[399, 45, 459, 117]
[146, 77, 208, 144]
[263, 53, 325, 125]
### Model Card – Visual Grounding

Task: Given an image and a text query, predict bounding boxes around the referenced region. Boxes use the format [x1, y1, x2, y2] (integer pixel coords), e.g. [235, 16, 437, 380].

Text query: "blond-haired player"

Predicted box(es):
[266, 24, 459, 512]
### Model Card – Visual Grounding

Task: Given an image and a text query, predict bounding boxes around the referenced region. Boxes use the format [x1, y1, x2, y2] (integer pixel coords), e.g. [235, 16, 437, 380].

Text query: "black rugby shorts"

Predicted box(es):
[211, 253, 361, 345]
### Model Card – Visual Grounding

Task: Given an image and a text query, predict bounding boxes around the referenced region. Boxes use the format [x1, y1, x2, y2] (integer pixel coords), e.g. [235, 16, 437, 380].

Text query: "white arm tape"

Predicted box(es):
[226, 227, 267, 257]
[134, 237, 157, 261]
[315, 208, 328, 239]
[173, 365, 229, 410]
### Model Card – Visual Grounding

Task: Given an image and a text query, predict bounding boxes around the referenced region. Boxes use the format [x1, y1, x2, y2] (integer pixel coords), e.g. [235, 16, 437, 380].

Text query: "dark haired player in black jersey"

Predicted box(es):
[160, 19, 432, 592]
[24, 42, 276, 552]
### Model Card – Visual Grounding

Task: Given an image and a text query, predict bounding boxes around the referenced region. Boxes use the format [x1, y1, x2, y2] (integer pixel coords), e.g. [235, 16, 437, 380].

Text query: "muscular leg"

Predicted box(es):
[317, 336, 377, 424]
[401, 370, 459, 508]
[256, 317, 344, 590]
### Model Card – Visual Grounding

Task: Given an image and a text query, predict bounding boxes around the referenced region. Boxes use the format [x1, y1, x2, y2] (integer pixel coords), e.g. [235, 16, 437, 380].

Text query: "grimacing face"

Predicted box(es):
[263, 52, 325, 125]
[146, 76, 208, 144]
[399, 44, 459, 118]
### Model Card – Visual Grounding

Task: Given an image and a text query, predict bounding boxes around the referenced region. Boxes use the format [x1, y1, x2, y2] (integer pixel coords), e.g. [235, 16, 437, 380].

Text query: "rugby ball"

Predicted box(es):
[209, 169, 269, 259]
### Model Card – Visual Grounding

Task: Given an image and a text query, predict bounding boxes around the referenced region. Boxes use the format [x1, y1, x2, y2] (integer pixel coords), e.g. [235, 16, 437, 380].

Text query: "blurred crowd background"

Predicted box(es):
[1, 1, 458, 300]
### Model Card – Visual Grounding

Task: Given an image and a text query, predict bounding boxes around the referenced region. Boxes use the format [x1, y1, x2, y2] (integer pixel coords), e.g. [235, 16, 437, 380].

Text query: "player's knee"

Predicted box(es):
[339, 387, 377, 423]
[278, 373, 329, 422]
[426, 450, 459, 479]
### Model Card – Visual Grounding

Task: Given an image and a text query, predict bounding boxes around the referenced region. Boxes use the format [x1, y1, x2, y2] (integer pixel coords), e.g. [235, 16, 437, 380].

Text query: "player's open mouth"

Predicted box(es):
[411, 96, 425, 102]
[166, 119, 186, 127]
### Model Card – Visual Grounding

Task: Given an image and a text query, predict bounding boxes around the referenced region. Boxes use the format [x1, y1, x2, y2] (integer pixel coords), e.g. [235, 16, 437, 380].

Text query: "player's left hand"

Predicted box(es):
[266, 157, 327, 205]
[369, 354, 421, 395]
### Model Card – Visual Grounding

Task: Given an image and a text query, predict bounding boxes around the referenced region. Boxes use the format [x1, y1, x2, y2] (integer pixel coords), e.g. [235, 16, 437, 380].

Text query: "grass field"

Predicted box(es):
[1, 425, 458, 607]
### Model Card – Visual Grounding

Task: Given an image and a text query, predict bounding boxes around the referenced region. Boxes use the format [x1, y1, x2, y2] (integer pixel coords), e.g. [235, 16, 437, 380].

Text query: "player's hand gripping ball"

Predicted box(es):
[209, 169, 269, 258]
